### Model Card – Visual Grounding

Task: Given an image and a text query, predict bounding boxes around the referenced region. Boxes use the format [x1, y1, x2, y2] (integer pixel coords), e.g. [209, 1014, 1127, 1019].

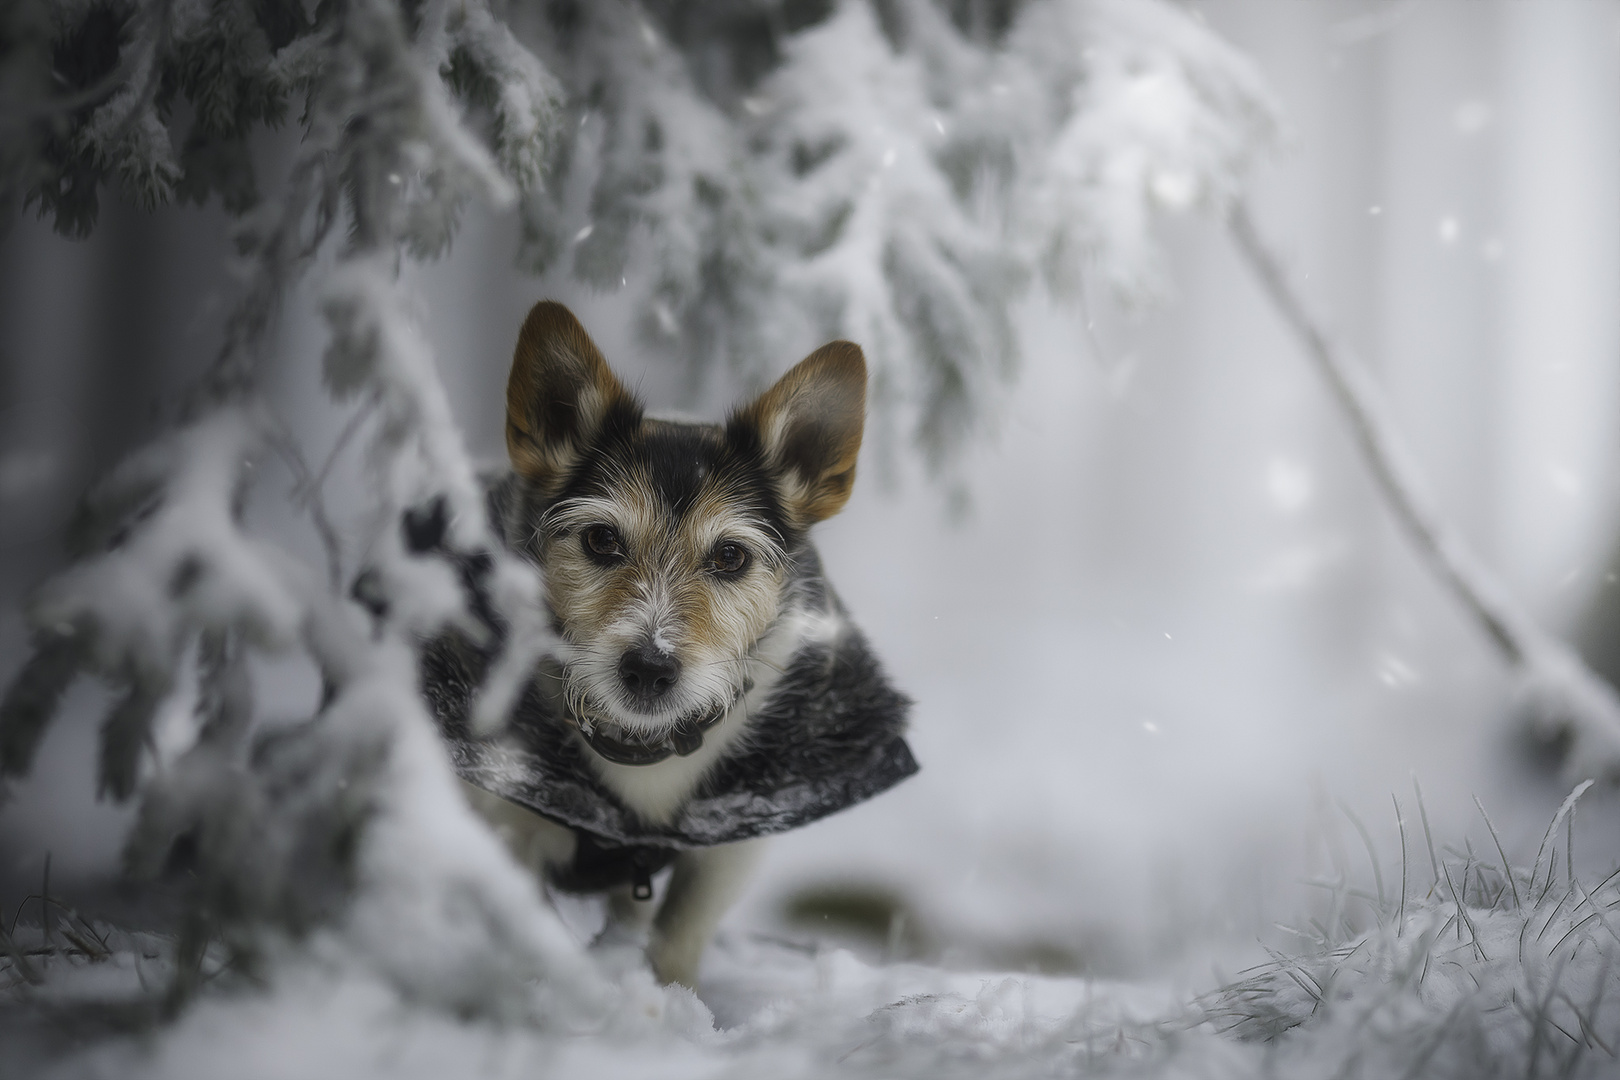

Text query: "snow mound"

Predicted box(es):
[14, 788, 1620, 1079]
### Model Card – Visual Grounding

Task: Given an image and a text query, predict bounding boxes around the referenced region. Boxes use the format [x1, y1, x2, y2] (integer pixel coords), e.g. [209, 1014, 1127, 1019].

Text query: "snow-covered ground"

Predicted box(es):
[13, 801, 1620, 1080]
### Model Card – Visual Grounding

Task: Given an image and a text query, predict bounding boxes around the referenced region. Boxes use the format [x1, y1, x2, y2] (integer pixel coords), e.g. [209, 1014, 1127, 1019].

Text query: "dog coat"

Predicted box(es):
[423, 579, 917, 894]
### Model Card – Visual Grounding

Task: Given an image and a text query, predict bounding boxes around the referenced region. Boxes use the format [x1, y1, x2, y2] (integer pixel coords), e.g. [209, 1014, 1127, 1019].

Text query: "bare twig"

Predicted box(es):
[1229, 201, 1526, 661]
[259, 408, 347, 592]
[296, 394, 379, 506]
[1230, 201, 1620, 775]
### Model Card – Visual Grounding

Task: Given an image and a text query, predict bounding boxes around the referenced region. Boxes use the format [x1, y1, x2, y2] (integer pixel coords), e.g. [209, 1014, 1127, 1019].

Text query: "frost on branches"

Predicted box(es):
[518, 0, 1276, 471]
[1, 0, 607, 1025]
[0, 0, 1272, 1031]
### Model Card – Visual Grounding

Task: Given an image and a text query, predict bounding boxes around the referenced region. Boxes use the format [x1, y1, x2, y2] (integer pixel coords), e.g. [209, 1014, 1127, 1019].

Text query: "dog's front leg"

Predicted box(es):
[648, 838, 765, 987]
[598, 883, 658, 946]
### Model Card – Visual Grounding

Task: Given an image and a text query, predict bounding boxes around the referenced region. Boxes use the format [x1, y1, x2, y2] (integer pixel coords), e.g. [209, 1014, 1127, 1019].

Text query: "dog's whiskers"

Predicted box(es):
[720, 655, 786, 675]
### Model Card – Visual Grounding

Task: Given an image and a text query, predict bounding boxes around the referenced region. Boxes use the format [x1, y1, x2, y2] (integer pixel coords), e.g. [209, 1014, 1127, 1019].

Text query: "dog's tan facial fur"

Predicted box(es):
[537, 450, 791, 732]
[505, 302, 866, 738]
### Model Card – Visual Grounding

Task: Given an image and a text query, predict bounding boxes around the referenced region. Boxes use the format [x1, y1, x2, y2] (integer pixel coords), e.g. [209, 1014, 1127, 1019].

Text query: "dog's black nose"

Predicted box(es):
[618, 642, 682, 704]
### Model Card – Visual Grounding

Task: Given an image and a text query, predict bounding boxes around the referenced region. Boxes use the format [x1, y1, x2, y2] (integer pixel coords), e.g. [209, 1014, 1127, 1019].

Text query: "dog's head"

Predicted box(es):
[504, 301, 865, 736]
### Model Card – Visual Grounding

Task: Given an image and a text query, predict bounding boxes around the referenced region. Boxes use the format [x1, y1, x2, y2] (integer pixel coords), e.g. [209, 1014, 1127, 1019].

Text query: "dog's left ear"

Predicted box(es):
[734, 341, 867, 525]
[506, 301, 638, 494]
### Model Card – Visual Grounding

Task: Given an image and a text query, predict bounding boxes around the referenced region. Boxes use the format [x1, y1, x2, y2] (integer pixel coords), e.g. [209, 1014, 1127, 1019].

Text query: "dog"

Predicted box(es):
[427, 301, 916, 988]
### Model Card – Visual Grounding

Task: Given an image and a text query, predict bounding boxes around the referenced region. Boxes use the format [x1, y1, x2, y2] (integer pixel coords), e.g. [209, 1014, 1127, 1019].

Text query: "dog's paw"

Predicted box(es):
[648, 936, 702, 988]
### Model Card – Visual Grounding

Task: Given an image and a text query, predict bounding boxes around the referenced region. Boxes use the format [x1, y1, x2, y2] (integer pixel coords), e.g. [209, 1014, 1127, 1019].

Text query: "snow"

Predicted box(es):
[23, 842, 1620, 1080]
[513, 0, 1276, 477]
[6, 926, 1223, 1079]
[9, 1, 1620, 1076]
[1023, 0, 1279, 303]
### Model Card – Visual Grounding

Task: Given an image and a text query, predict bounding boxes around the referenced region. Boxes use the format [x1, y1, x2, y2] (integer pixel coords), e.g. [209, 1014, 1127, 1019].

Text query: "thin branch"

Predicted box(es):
[1230, 200, 1620, 774]
[259, 409, 346, 594]
[296, 393, 379, 507]
[1229, 201, 1526, 663]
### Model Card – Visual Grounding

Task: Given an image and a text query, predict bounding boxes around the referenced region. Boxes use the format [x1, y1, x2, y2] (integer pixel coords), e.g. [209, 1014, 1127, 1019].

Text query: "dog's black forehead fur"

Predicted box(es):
[551, 407, 793, 541]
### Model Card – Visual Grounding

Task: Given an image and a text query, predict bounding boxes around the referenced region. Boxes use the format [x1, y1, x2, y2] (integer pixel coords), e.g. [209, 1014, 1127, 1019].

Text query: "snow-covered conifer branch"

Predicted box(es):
[518, 0, 1277, 476]
[7, 0, 1277, 477]
[0, 0, 604, 1022]
[9, 0, 1276, 476]
[1021, 0, 1279, 302]
[1230, 202, 1620, 781]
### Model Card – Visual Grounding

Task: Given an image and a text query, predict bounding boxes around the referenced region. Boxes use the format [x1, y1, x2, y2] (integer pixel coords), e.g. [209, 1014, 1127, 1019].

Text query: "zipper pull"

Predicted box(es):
[632, 858, 654, 901]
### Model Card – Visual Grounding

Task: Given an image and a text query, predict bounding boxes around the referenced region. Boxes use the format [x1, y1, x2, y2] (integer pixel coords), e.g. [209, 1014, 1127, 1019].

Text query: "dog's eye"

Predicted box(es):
[583, 525, 626, 562]
[708, 540, 749, 575]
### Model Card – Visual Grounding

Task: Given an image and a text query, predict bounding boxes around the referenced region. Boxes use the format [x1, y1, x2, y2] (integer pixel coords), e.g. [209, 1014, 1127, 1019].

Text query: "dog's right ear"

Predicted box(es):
[733, 340, 867, 528]
[506, 301, 638, 493]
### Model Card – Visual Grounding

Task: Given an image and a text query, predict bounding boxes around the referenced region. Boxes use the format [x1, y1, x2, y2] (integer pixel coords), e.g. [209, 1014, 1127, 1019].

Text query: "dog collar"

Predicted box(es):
[569, 677, 753, 766]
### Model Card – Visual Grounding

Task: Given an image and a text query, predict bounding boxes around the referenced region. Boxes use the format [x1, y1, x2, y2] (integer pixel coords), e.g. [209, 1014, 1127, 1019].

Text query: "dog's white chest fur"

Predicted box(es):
[586, 709, 749, 824]
[583, 606, 844, 824]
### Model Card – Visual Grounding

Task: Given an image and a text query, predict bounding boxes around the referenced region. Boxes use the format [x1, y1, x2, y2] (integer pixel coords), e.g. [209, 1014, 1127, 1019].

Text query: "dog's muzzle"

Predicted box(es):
[569, 678, 753, 766]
